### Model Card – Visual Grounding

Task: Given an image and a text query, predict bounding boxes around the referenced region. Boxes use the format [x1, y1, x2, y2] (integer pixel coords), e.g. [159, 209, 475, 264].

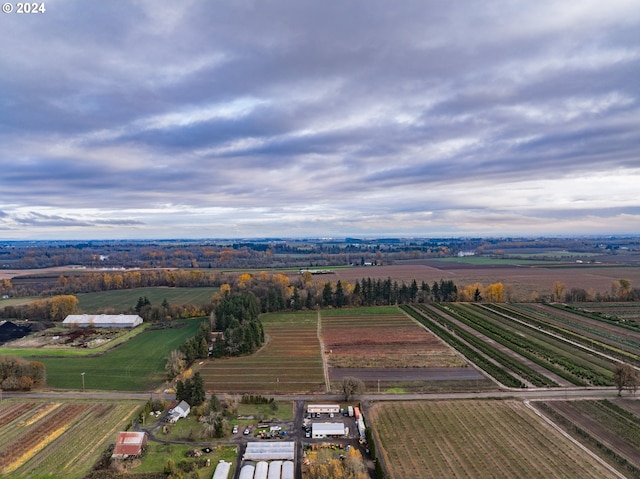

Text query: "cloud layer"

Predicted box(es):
[1, 1, 639, 239]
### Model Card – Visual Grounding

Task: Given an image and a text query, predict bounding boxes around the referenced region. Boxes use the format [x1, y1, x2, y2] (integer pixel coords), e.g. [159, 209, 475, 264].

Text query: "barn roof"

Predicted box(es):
[62, 314, 142, 325]
[112, 431, 147, 458]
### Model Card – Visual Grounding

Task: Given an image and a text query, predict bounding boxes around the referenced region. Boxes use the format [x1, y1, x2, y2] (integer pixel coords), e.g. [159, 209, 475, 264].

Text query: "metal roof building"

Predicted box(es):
[62, 314, 143, 328]
[111, 431, 147, 459]
[244, 442, 295, 461]
[312, 422, 346, 438]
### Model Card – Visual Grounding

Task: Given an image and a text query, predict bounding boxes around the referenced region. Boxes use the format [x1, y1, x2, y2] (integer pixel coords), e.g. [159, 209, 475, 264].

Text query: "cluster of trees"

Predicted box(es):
[175, 372, 206, 407]
[210, 293, 265, 357]
[0, 295, 79, 321]
[0, 355, 46, 391]
[180, 322, 211, 362]
[319, 278, 458, 308]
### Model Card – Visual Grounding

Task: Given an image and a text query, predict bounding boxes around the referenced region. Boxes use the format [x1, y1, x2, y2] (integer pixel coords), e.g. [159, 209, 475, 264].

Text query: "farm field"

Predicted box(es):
[76, 286, 219, 313]
[575, 302, 640, 317]
[370, 399, 622, 479]
[485, 303, 640, 367]
[414, 302, 619, 387]
[322, 306, 466, 368]
[328, 263, 640, 302]
[197, 311, 325, 394]
[0, 398, 142, 479]
[21, 319, 206, 390]
[534, 399, 640, 477]
[321, 306, 487, 392]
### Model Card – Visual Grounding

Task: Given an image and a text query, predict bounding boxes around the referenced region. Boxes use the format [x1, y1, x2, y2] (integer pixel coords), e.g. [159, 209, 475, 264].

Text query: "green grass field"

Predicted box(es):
[76, 287, 219, 313]
[30, 319, 207, 391]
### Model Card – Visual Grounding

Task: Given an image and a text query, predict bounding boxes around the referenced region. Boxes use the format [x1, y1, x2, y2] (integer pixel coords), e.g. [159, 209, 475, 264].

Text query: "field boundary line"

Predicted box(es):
[524, 400, 626, 479]
[317, 309, 330, 393]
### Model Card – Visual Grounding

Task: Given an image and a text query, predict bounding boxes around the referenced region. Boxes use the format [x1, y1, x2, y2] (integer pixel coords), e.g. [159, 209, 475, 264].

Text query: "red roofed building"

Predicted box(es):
[112, 431, 147, 459]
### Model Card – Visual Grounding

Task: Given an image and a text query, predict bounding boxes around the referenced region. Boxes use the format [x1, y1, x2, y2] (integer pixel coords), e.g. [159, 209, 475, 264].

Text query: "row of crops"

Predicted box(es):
[535, 399, 640, 478]
[371, 400, 623, 479]
[403, 302, 624, 388]
[485, 303, 640, 367]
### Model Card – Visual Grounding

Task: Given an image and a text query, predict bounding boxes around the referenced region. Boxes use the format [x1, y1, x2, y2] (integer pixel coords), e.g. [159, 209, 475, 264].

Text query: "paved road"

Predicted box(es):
[1, 385, 623, 402]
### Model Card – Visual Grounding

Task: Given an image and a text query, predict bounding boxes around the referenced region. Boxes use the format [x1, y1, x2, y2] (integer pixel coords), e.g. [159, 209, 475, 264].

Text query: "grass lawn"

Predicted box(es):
[29, 319, 207, 391]
[134, 443, 237, 479]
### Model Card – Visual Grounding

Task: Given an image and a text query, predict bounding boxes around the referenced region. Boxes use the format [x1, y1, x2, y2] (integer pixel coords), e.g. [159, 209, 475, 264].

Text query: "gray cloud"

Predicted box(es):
[1, 0, 639, 239]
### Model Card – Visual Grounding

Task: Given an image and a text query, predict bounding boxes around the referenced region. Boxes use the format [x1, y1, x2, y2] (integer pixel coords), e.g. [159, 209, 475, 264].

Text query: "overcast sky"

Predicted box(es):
[1, 1, 639, 240]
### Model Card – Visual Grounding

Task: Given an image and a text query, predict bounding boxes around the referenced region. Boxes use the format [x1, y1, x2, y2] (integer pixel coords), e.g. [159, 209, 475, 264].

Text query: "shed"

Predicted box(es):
[62, 314, 143, 328]
[111, 431, 147, 459]
[312, 422, 346, 438]
[307, 404, 340, 414]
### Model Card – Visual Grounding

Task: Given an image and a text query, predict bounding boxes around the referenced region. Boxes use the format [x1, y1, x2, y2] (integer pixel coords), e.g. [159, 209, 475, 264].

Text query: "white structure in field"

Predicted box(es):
[244, 442, 295, 461]
[312, 422, 346, 438]
[62, 314, 143, 328]
[254, 461, 269, 479]
[212, 461, 231, 479]
[239, 464, 255, 479]
[281, 461, 294, 479]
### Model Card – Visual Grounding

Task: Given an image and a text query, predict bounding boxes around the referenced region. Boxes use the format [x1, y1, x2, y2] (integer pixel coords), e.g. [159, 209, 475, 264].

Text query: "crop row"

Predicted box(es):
[488, 303, 640, 365]
[412, 304, 559, 387]
[0, 403, 87, 474]
[437, 303, 613, 386]
[549, 303, 640, 332]
[16, 402, 141, 478]
[372, 400, 619, 479]
[536, 401, 640, 478]
[475, 304, 618, 385]
[401, 305, 525, 388]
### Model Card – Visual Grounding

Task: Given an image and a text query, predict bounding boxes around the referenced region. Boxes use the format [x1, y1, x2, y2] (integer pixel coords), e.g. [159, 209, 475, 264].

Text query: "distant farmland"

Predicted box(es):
[76, 286, 219, 313]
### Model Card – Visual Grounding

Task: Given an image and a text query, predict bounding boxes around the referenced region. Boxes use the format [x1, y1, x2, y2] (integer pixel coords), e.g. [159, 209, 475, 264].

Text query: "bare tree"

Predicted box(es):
[614, 363, 639, 396]
[341, 376, 365, 401]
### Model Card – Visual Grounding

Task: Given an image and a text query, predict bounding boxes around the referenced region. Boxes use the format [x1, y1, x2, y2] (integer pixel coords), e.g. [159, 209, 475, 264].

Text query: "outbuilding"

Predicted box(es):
[111, 431, 147, 459]
[62, 314, 143, 328]
[244, 442, 295, 461]
[307, 404, 340, 414]
[311, 422, 346, 438]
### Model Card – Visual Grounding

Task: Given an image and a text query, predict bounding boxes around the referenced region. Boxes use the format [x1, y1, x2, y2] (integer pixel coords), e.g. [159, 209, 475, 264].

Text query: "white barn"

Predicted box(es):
[62, 314, 143, 328]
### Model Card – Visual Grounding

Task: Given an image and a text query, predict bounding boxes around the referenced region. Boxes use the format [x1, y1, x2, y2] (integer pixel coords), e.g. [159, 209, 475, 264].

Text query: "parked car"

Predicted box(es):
[243, 428, 251, 435]
[232, 425, 238, 434]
